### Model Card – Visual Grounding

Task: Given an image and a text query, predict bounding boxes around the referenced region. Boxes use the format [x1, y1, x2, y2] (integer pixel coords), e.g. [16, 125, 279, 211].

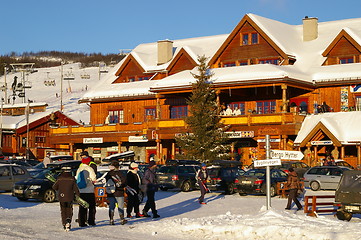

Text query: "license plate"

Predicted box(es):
[345, 205, 360, 211]
[242, 180, 251, 184]
[14, 189, 23, 194]
[158, 176, 168, 180]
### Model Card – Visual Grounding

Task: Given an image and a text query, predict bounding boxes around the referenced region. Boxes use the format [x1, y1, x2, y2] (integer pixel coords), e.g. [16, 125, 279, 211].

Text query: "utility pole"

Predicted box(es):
[265, 135, 271, 210]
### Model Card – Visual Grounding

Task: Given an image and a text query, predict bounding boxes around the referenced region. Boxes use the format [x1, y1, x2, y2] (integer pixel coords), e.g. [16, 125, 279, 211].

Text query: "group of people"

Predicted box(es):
[52, 152, 159, 231]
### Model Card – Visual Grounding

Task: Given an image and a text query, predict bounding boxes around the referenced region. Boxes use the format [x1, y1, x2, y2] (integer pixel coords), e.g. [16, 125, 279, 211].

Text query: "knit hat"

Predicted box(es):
[201, 163, 207, 167]
[130, 162, 139, 169]
[81, 151, 89, 157]
[149, 160, 156, 167]
[82, 156, 91, 165]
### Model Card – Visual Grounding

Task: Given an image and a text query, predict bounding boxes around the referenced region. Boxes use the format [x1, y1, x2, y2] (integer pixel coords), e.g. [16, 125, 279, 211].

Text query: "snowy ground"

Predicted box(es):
[1, 189, 361, 240]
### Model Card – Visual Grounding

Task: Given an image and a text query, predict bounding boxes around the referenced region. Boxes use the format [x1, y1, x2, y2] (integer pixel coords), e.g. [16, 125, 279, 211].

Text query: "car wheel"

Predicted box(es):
[226, 183, 235, 195]
[17, 197, 28, 201]
[310, 181, 320, 191]
[270, 185, 277, 197]
[43, 189, 56, 203]
[336, 210, 352, 221]
[181, 180, 191, 192]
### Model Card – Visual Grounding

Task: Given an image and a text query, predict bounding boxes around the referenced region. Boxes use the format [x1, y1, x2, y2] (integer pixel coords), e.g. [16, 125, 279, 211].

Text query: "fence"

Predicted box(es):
[304, 195, 336, 217]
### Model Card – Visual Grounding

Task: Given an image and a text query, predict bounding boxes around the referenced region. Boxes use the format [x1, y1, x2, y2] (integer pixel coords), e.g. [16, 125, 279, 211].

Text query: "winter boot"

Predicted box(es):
[142, 209, 151, 217]
[119, 214, 128, 225]
[109, 211, 115, 225]
[135, 212, 144, 218]
[64, 218, 71, 232]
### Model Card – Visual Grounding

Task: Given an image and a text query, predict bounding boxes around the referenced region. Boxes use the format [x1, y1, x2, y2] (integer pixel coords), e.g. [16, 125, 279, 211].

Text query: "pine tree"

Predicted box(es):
[175, 55, 230, 163]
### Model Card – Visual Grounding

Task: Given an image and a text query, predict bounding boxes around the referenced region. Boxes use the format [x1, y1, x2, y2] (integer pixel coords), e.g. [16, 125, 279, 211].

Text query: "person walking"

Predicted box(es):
[285, 167, 303, 211]
[142, 160, 160, 218]
[76, 156, 97, 227]
[196, 163, 209, 204]
[126, 162, 143, 218]
[52, 166, 80, 231]
[43, 153, 51, 167]
[105, 160, 128, 225]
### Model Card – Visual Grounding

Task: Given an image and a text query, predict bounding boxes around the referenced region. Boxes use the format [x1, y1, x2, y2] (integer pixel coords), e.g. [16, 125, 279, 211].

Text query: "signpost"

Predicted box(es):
[254, 159, 281, 167]
[270, 150, 304, 160]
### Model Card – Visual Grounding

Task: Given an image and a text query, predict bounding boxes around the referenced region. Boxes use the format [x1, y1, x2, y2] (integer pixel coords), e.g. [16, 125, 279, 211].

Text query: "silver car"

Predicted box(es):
[304, 166, 351, 191]
[0, 164, 31, 191]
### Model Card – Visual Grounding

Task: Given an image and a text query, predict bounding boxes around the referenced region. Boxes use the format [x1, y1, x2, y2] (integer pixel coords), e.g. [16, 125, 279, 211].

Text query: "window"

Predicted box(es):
[35, 136, 45, 143]
[12, 166, 25, 175]
[138, 76, 149, 81]
[229, 102, 245, 115]
[259, 59, 280, 65]
[128, 77, 135, 82]
[170, 106, 188, 119]
[224, 62, 236, 67]
[241, 33, 259, 46]
[108, 109, 124, 123]
[252, 33, 259, 44]
[239, 61, 248, 66]
[242, 34, 249, 45]
[339, 57, 354, 64]
[145, 108, 156, 121]
[256, 101, 276, 114]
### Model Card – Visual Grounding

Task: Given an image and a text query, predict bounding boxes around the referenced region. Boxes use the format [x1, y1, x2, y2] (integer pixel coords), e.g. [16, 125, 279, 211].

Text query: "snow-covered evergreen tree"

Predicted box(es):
[175, 55, 229, 163]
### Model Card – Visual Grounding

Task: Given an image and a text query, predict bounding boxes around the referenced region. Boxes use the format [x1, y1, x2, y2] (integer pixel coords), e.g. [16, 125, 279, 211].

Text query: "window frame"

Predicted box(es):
[170, 105, 188, 119]
[108, 109, 124, 124]
[256, 101, 276, 114]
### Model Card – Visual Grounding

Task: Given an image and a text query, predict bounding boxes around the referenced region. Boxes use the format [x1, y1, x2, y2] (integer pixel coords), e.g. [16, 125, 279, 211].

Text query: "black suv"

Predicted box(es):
[207, 160, 245, 195]
[157, 163, 200, 192]
[12, 160, 81, 203]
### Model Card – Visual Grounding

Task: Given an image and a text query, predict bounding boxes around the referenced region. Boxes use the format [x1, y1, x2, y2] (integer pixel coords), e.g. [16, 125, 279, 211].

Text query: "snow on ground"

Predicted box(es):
[1, 189, 361, 240]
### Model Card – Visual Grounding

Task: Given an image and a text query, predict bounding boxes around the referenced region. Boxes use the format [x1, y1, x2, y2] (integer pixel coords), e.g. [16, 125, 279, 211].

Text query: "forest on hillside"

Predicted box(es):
[0, 51, 126, 75]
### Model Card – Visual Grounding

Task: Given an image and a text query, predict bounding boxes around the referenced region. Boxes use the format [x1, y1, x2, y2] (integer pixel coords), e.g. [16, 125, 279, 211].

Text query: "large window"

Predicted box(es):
[145, 108, 156, 121]
[108, 109, 124, 123]
[259, 59, 280, 65]
[170, 106, 188, 119]
[256, 101, 276, 114]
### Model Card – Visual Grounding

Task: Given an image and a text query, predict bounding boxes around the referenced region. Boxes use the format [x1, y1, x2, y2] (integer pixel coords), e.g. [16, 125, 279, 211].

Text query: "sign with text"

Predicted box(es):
[83, 137, 103, 144]
[311, 140, 333, 145]
[254, 159, 281, 167]
[270, 150, 304, 160]
[128, 135, 148, 142]
[226, 131, 254, 138]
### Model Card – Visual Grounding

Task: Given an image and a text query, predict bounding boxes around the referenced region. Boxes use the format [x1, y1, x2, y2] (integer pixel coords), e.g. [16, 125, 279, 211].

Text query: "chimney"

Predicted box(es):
[157, 39, 173, 65]
[303, 16, 318, 41]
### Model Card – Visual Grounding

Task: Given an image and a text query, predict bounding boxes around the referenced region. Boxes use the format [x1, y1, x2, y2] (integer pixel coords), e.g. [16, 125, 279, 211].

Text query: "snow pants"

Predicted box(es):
[78, 193, 96, 226]
[59, 201, 73, 226]
[126, 191, 140, 216]
[143, 189, 157, 215]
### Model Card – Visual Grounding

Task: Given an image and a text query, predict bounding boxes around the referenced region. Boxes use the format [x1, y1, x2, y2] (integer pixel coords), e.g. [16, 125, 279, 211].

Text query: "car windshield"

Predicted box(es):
[245, 169, 265, 177]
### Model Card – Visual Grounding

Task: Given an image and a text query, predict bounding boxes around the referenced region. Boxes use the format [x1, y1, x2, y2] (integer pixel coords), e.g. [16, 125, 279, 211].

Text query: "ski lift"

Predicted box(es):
[99, 62, 108, 73]
[63, 68, 75, 80]
[81, 71, 90, 79]
[44, 72, 56, 86]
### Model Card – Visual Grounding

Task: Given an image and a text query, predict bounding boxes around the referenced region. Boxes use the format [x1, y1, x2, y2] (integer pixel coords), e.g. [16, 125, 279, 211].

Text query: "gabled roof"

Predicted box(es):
[294, 112, 361, 146]
[322, 28, 361, 56]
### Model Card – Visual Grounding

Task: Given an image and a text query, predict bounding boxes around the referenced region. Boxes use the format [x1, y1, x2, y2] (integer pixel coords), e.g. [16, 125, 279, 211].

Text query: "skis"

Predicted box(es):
[46, 172, 89, 208]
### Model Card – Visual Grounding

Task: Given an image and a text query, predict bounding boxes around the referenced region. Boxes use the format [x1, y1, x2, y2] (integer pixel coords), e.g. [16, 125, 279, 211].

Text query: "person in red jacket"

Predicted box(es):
[52, 166, 80, 231]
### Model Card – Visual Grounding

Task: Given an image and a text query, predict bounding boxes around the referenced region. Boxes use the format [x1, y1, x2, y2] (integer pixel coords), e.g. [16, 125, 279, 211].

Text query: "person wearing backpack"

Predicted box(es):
[76, 156, 96, 227]
[105, 160, 127, 225]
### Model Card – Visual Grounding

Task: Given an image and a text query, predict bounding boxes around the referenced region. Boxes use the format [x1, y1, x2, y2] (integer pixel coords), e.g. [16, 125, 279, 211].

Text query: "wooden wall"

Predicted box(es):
[168, 52, 196, 76]
[324, 36, 361, 65]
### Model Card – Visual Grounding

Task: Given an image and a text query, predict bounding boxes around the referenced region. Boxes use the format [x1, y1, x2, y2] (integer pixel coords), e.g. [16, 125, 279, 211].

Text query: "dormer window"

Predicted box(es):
[339, 57, 354, 64]
[241, 32, 259, 46]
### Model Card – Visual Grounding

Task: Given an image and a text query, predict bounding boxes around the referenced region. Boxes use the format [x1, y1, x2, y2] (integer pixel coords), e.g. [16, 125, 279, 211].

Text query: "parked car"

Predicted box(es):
[157, 164, 200, 192]
[12, 160, 81, 203]
[236, 168, 288, 197]
[27, 162, 46, 176]
[0, 164, 31, 191]
[207, 165, 245, 194]
[334, 160, 354, 169]
[303, 166, 351, 191]
[335, 170, 361, 221]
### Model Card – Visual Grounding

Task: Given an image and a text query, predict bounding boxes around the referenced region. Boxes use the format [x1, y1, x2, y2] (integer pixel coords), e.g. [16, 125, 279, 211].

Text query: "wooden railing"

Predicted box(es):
[304, 195, 336, 217]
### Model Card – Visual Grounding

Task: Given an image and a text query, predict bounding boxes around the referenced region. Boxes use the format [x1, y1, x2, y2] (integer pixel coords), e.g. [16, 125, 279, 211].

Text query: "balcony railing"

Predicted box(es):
[50, 112, 305, 135]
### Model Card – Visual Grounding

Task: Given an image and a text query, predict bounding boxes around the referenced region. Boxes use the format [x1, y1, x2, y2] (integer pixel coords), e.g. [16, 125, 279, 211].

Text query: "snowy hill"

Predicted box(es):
[0, 63, 108, 124]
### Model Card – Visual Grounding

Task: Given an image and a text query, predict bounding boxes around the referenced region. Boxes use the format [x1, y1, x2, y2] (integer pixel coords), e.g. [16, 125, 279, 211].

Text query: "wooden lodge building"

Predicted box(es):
[49, 14, 361, 167]
[0, 102, 78, 159]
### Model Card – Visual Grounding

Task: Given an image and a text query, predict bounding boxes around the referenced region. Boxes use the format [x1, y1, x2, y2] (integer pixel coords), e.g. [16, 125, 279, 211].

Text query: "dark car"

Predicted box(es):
[12, 160, 81, 203]
[236, 168, 288, 197]
[157, 164, 200, 192]
[335, 170, 361, 221]
[0, 164, 31, 191]
[207, 165, 245, 194]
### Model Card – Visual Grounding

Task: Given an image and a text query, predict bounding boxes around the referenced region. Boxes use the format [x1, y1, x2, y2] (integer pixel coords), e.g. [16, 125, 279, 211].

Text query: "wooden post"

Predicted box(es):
[341, 146, 345, 159]
[281, 84, 288, 113]
[357, 143, 361, 168]
[69, 143, 74, 156]
[117, 141, 122, 153]
[156, 94, 161, 120]
[171, 142, 175, 160]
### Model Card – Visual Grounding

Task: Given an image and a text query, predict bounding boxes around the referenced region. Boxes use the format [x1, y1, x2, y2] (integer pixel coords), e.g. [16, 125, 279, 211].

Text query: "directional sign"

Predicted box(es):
[254, 159, 281, 167]
[270, 150, 304, 160]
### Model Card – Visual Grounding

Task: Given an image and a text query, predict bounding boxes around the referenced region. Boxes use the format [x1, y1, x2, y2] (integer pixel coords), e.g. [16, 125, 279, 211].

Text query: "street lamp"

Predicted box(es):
[26, 99, 33, 159]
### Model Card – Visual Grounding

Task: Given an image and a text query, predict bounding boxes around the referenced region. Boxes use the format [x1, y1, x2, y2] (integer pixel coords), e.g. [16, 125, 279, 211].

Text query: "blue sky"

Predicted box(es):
[1, 0, 361, 55]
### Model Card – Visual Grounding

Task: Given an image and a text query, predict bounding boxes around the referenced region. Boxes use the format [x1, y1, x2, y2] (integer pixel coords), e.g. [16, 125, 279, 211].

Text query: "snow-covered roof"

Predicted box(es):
[294, 112, 361, 145]
[81, 14, 361, 100]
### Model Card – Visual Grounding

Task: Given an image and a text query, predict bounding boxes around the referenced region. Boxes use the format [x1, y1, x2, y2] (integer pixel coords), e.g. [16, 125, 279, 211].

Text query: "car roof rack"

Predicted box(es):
[165, 159, 201, 165]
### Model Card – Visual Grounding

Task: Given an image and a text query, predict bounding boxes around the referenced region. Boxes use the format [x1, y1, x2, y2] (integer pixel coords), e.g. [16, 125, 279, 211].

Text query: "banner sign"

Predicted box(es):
[226, 131, 254, 138]
[83, 137, 103, 144]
